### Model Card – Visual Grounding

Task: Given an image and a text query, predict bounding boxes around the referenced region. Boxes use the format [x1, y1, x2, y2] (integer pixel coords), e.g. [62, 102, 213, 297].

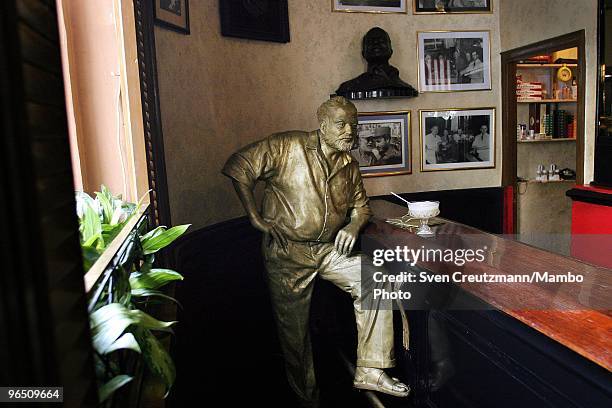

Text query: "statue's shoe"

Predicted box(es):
[353, 368, 410, 398]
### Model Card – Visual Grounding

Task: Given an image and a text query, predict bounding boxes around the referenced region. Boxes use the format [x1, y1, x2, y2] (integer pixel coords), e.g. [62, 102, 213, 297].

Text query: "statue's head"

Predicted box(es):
[362, 27, 392, 63]
[317, 96, 358, 152]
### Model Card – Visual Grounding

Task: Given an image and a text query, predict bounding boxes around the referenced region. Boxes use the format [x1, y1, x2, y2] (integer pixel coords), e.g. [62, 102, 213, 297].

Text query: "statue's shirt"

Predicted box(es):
[222, 130, 372, 243]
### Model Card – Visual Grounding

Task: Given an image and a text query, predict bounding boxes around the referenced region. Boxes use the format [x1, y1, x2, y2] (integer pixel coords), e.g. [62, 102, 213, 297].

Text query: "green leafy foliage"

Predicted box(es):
[99, 375, 133, 403]
[76, 186, 137, 272]
[133, 327, 176, 396]
[141, 225, 191, 255]
[129, 269, 184, 290]
[77, 186, 190, 402]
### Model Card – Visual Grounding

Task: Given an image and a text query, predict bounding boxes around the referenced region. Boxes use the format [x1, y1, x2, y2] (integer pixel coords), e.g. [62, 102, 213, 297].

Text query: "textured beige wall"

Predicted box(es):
[499, 0, 599, 183]
[155, 0, 503, 228]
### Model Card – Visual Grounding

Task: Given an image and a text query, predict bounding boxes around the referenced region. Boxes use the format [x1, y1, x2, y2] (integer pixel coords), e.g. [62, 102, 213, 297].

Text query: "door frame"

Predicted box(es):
[501, 30, 586, 232]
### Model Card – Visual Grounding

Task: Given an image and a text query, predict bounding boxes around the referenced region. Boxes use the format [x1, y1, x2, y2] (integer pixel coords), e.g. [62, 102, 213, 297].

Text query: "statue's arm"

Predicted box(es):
[335, 167, 373, 255]
[231, 181, 288, 250]
[222, 135, 288, 249]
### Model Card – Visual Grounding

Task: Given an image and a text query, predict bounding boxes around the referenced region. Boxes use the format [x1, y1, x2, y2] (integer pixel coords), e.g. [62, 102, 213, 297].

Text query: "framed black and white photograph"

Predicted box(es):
[220, 0, 290, 43]
[420, 108, 495, 171]
[417, 31, 491, 92]
[155, 0, 190, 34]
[350, 111, 411, 177]
[332, 0, 408, 14]
[414, 0, 492, 14]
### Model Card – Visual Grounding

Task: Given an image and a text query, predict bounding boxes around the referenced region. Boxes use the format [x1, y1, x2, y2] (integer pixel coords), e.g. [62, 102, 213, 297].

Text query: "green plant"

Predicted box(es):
[77, 186, 190, 403]
[76, 185, 137, 272]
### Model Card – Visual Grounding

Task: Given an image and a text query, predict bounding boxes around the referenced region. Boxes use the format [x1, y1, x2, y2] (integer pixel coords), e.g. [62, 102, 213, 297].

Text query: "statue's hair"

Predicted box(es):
[317, 96, 356, 123]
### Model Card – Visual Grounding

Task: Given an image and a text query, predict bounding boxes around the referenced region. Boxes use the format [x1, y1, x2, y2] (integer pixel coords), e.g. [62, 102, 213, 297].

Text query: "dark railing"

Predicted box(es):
[87, 208, 150, 312]
[84, 205, 150, 407]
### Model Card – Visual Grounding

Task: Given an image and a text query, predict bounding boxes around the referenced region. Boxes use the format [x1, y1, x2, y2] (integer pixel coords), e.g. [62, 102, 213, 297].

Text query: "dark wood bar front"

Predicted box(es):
[366, 198, 612, 408]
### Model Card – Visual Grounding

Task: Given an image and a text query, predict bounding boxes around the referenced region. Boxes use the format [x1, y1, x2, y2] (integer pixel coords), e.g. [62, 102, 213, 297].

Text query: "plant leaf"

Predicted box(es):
[81, 245, 101, 272]
[131, 288, 183, 309]
[130, 309, 177, 333]
[96, 185, 115, 224]
[99, 375, 133, 403]
[130, 269, 184, 290]
[81, 202, 102, 244]
[141, 225, 190, 254]
[90, 303, 175, 354]
[105, 332, 141, 354]
[75, 191, 96, 220]
[133, 327, 175, 396]
[90, 303, 138, 354]
[140, 226, 165, 242]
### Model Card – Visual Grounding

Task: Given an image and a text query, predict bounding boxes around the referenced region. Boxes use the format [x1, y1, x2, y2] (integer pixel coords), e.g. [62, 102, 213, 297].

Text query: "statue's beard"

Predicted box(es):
[322, 133, 354, 152]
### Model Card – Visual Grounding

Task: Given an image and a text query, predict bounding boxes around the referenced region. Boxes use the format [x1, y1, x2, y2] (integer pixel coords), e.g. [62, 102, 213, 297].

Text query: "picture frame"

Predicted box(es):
[350, 111, 412, 177]
[419, 108, 495, 171]
[220, 0, 290, 43]
[154, 0, 190, 34]
[332, 0, 408, 14]
[417, 30, 491, 93]
[413, 0, 492, 14]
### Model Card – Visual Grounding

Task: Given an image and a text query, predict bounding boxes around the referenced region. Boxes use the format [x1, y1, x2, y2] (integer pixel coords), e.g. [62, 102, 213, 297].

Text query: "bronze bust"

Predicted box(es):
[336, 27, 418, 100]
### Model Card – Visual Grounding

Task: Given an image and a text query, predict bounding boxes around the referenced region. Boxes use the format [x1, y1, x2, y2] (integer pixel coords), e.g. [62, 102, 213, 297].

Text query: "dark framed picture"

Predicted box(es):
[220, 0, 290, 43]
[414, 0, 492, 14]
[417, 30, 491, 93]
[420, 108, 495, 171]
[155, 0, 190, 34]
[332, 0, 407, 14]
[350, 111, 412, 177]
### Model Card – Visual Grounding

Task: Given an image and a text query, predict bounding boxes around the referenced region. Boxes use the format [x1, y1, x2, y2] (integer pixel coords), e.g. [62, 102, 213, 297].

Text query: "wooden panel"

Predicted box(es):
[18, 22, 61, 74]
[32, 140, 72, 176]
[16, 0, 58, 44]
[37, 173, 76, 210]
[26, 102, 67, 136]
[21, 62, 65, 107]
[133, 0, 171, 228]
[427, 310, 612, 408]
[1, 1, 96, 403]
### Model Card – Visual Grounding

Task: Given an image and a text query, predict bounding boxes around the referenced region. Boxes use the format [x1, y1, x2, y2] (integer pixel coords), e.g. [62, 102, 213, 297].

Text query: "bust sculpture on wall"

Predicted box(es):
[335, 27, 419, 100]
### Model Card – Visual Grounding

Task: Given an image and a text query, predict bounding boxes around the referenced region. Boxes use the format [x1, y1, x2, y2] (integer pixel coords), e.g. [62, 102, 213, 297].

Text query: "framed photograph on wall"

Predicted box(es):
[350, 111, 411, 177]
[155, 0, 190, 34]
[332, 0, 408, 14]
[220, 0, 290, 43]
[420, 108, 495, 171]
[414, 0, 492, 14]
[417, 31, 491, 92]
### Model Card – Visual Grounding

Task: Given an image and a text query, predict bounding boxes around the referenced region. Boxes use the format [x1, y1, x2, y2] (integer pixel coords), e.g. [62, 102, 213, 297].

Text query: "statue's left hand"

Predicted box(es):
[335, 224, 359, 255]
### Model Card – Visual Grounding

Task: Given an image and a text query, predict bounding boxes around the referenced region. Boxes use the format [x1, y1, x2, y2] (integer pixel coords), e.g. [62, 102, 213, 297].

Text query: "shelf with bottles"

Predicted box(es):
[517, 137, 576, 143]
[517, 99, 577, 103]
[516, 62, 578, 103]
[517, 179, 575, 184]
[516, 63, 578, 69]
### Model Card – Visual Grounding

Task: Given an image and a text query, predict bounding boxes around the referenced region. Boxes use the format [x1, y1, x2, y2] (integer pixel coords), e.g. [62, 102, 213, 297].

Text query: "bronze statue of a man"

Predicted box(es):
[222, 96, 409, 407]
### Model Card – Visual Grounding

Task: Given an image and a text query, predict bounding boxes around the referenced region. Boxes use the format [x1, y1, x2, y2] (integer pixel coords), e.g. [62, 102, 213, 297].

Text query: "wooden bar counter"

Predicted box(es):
[366, 199, 612, 408]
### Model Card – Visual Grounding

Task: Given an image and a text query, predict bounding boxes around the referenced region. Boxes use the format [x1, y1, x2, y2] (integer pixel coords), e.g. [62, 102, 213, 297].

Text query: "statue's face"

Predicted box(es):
[320, 107, 358, 152]
[363, 30, 392, 61]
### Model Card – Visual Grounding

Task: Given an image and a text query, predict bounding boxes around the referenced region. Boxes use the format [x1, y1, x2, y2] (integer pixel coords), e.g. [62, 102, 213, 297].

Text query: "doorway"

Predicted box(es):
[501, 31, 586, 255]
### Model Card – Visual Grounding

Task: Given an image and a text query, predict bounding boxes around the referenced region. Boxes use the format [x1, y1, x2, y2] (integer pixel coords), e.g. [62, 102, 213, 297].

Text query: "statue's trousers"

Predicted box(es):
[262, 238, 395, 404]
